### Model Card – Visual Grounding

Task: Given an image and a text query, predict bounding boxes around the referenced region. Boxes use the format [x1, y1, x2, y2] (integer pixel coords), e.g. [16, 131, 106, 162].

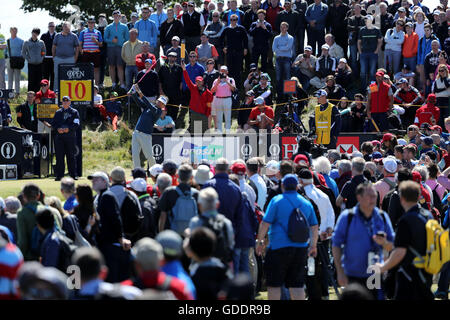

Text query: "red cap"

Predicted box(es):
[294, 154, 309, 166]
[230, 163, 246, 175]
[375, 71, 385, 77]
[195, 76, 204, 82]
[431, 125, 442, 133]
[40, 79, 49, 85]
[382, 133, 394, 143]
[427, 93, 437, 102]
[371, 140, 381, 146]
[412, 171, 422, 183]
[182, 2, 188, 5]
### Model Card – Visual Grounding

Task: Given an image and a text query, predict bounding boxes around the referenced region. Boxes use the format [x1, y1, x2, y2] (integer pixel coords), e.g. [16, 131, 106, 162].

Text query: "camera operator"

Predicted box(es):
[309, 89, 341, 149]
[250, 73, 273, 106]
[238, 91, 255, 131]
[244, 63, 261, 92]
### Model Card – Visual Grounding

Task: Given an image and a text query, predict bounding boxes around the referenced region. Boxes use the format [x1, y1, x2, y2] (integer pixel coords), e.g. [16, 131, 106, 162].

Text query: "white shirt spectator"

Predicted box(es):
[303, 184, 335, 233]
[249, 173, 267, 210]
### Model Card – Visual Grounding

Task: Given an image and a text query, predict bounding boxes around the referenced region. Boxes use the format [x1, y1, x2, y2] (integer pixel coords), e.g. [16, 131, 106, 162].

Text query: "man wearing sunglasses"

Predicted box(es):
[79, 16, 103, 86]
[40, 22, 57, 90]
[181, 1, 206, 54]
[34, 79, 56, 104]
[22, 28, 46, 93]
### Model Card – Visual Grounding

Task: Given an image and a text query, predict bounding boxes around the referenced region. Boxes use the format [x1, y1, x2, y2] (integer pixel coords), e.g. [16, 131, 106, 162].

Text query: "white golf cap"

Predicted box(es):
[157, 96, 168, 105]
[149, 164, 163, 177]
[383, 157, 398, 173]
[130, 178, 148, 193]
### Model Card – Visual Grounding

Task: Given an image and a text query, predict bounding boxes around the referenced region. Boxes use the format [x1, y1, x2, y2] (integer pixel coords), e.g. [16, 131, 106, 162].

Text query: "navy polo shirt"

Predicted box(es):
[340, 174, 367, 209]
[332, 205, 395, 278]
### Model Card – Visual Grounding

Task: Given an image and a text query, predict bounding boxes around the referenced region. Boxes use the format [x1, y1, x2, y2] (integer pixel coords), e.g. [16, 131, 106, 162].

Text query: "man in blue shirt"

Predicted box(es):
[128, 85, 165, 169]
[154, 108, 175, 133]
[135, 7, 158, 54]
[256, 174, 318, 300]
[46, 96, 80, 181]
[150, 1, 168, 59]
[332, 181, 395, 300]
[104, 10, 129, 89]
[305, 0, 328, 56]
[156, 230, 197, 299]
[60, 177, 78, 213]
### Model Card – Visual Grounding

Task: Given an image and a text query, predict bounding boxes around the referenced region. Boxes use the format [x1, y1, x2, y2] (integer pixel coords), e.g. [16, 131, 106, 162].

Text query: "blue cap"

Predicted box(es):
[145, 58, 153, 64]
[371, 151, 383, 160]
[314, 89, 327, 98]
[282, 174, 299, 187]
[445, 140, 450, 146]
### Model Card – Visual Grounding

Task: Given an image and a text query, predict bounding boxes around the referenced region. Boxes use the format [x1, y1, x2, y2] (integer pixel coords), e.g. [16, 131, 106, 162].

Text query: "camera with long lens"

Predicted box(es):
[219, 73, 227, 79]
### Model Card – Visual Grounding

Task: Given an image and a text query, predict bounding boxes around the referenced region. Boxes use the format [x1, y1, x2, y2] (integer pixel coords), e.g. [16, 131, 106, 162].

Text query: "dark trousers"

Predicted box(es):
[54, 132, 77, 178]
[307, 28, 325, 56]
[394, 268, 433, 300]
[185, 36, 201, 55]
[252, 46, 268, 72]
[99, 243, 131, 283]
[42, 58, 54, 91]
[226, 50, 244, 88]
[401, 106, 418, 128]
[347, 276, 384, 300]
[370, 112, 388, 132]
[335, 33, 348, 59]
[99, 49, 108, 85]
[28, 63, 43, 93]
[305, 240, 332, 300]
[297, 29, 306, 55]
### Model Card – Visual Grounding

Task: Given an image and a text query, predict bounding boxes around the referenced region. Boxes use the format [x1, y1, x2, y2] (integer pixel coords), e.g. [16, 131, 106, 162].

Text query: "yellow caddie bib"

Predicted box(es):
[315, 103, 333, 145]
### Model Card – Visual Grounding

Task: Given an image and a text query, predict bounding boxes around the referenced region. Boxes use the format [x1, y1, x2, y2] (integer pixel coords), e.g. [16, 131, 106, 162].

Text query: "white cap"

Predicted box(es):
[87, 171, 109, 183]
[351, 151, 363, 159]
[397, 138, 407, 146]
[254, 96, 265, 105]
[130, 178, 148, 193]
[383, 157, 398, 173]
[265, 160, 280, 176]
[149, 164, 163, 177]
[339, 58, 347, 64]
[157, 96, 168, 105]
[321, 44, 330, 50]
[220, 65, 228, 71]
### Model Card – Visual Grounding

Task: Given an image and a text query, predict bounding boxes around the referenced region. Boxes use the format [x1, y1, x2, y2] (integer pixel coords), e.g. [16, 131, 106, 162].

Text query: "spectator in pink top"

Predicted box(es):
[210, 65, 236, 132]
[426, 163, 447, 200]
[374, 157, 397, 207]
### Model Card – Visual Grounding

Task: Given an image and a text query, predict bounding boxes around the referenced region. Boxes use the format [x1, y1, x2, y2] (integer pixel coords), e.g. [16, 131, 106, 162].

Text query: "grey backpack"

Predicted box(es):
[170, 187, 198, 235]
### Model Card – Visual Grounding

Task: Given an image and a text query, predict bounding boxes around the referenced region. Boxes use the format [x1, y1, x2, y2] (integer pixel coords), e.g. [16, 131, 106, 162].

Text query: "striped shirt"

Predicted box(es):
[0, 242, 24, 300]
[79, 28, 103, 52]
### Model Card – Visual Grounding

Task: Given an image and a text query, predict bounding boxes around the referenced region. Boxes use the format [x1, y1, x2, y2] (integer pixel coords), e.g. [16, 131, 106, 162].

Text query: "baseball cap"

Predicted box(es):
[194, 165, 213, 185]
[98, 13, 107, 18]
[113, 9, 121, 15]
[371, 140, 381, 146]
[168, 51, 177, 57]
[304, 45, 312, 52]
[412, 171, 422, 183]
[382, 133, 394, 143]
[314, 89, 328, 98]
[254, 96, 265, 105]
[231, 162, 247, 175]
[351, 151, 363, 159]
[132, 238, 164, 271]
[405, 22, 413, 28]
[110, 166, 126, 182]
[364, 14, 373, 21]
[172, 36, 180, 42]
[294, 154, 309, 166]
[384, 74, 390, 80]
[398, 7, 406, 12]
[265, 160, 280, 176]
[397, 138, 407, 146]
[427, 93, 437, 102]
[157, 96, 168, 106]
[383, 157, 398, 173]
[163, 160, 178, 175]
[339, 58, 347, 64]
[130, 178, 148, 193]
[110, 91, 118, 97]
[131, 12, 139, 18]
[433, 10, 441, 15]
[156, 230, 183, 257]
[220, 65, 228, 71]
[260, 73, 270, 80]
[282, 174, 299, 187]
[375, 70, 385, 77]
[321, 44, 330, 50]
[431, 125, 442, 133]
[145, 58, 153, 64]
[87, 171, 109, 182]
[87, 16, 96, 22]
[62, 96, 71, 101]
[149, 164, 163, 177]
[422, 136, 434, 146]
[398, 77, 408, 84]
[298, 168, 313, 180]
[195, 76, 204, 82]
[250, 63, 257, 70]
[40, 79, 49, 85]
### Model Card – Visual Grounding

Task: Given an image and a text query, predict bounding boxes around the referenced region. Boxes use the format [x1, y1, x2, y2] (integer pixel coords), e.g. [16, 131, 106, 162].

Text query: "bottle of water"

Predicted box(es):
[307, 257, 315, 276]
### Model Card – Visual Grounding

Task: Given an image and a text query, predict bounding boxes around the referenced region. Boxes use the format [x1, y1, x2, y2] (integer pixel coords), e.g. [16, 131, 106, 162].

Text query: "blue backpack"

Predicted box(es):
[281, 196, 310, 243]
[170, 187, 198, 235]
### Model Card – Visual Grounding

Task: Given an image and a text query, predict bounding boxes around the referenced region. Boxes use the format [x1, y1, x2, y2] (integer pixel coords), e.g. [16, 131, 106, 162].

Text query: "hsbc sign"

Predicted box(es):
[337, 136, 360, 154]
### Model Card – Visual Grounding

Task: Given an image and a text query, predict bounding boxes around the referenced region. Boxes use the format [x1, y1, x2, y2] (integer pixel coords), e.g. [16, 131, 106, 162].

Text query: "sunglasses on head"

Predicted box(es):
[230, 18, 238, 21]
[207, 61, 214, 64]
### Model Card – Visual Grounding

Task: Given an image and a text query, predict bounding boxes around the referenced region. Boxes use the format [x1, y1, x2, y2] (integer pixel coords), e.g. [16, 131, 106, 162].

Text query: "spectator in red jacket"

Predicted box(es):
[393, 78, 423, 127]
[414, 93, 440, 127]
[135, 42, 157, 71]
[34, 79, 56, 103]
[181, 60, 213, 134]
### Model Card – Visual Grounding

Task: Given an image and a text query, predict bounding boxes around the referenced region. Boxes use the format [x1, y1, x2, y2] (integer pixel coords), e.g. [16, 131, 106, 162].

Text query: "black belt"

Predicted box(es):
[215, 96, 231, 99]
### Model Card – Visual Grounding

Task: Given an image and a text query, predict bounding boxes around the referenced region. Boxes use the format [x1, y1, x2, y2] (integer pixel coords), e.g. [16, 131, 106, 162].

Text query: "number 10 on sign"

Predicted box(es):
[60, 81, 92, 101]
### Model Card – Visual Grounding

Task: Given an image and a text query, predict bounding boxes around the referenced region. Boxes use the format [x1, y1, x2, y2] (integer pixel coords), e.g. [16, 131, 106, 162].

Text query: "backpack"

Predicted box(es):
[55, 231, 78, 272]
[170, 186, 198, 235]
[200, 214, 233, 263]
[313, 172, 340, 218]
[431, 184, 447, 221]
[281, 196, 311, 243]
[241, 193, 260, 241]
[247, 179, 259, 204]
[409, 210, 450, 275]
[382, 177, 396, 191]
[120, 190, 144, 238]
